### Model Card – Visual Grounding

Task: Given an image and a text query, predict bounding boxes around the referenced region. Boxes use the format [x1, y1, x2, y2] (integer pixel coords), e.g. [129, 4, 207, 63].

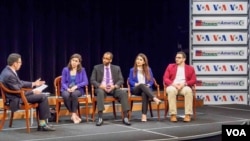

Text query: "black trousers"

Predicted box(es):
[95, 88, 130, 113]
[131, 84, 155, 114]
[26, 94, 50, 120]
[61, 90, 82, 113]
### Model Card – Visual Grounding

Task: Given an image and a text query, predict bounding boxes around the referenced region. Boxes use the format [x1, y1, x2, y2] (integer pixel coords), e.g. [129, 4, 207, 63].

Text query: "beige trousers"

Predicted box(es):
[166, 86, 193, 115]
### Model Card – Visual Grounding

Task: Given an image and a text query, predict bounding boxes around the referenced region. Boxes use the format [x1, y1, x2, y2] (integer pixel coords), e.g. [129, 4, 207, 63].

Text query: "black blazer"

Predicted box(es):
[90, 64, 124, 88]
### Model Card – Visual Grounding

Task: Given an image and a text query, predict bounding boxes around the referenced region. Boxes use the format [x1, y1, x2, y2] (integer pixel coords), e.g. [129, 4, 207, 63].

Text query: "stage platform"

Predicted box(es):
[1, 104, 250, 141]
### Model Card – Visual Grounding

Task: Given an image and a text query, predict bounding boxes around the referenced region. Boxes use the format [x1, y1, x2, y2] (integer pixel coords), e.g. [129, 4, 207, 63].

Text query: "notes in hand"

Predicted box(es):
[32, 84, 48, 92]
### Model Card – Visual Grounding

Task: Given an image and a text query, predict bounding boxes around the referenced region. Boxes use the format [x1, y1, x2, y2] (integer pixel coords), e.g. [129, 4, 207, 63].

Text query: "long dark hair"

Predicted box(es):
[133, 53, 151, 81]
[67, 53, 83, 72]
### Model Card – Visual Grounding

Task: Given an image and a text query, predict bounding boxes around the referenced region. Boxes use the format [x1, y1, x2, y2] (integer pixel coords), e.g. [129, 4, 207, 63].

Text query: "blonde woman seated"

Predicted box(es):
[128, 53, 161, 122]
[61, 53, 89, 124]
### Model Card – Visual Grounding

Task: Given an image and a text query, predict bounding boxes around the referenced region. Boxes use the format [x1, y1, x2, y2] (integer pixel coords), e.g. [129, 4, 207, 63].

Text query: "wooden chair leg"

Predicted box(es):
[9, 112, 14, 127]
[112, 101, 116, 119]
[85, 101, 88, 122]
[56, 102, 61, 123]
[129, 101, 134, 120]
[164, 100, 168, 119]
[36, 108, 39, 125]
[157, 104, 160, 121]
[193, 109, 196, 120]
[25, 109, 30, 133]
[193, 97, 196, 120]
[0, 109, 7, 131]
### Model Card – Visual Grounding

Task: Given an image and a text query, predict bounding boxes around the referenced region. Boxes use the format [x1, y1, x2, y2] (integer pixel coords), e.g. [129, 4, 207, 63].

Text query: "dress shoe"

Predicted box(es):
[170, 115, 177, 122]
[96, 117, 103, 126]
[183, 114, 191, 122]
[123, 117, 131, 126]
[37, 124, 56, 131]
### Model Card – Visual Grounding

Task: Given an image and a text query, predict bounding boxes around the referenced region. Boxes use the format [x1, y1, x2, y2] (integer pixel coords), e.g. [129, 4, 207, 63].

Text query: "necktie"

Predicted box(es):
[106, 67, 110, 85]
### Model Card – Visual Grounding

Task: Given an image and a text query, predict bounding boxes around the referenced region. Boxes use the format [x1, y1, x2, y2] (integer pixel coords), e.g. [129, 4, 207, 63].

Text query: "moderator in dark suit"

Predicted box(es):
[0, 66, 51, 120]
[0, 53, 55, 131]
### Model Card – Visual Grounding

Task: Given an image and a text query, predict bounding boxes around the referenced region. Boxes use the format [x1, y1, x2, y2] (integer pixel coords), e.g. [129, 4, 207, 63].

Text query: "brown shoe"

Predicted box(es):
[183, 114, 191, 122]
[170, 115, 177, 122]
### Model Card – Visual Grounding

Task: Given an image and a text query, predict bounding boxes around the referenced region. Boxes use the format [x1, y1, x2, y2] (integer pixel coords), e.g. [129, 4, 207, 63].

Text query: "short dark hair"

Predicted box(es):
[7, 53, 21, 66]
[177, 51, 186, 59]
[104, 51, 113, 60]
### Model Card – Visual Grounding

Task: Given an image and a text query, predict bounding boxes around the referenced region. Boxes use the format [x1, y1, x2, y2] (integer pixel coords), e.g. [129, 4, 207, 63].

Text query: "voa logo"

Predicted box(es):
[229, 4, 244, 11]
[196, 35, 210, 41]
[213, 35, 226, 41]
[230, 95, 244, 101]
[230, 65, 244, 71]
[196, 95, 210, 102]
[196, 65, 210, 71]
[213, 65, 227, 71]
[230, 35, 243, 41]
[213, 95, 227, 101]
[196, 4, 210, 11]
[226, 129, 246, 136]
[213, 4, 227, 11]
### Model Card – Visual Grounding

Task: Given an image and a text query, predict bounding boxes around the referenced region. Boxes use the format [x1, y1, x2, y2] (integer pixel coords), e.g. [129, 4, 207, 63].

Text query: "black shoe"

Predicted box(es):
[96, 117, 103, 126]
[123, 117, 131, 126]
[37, 124, 56, 131]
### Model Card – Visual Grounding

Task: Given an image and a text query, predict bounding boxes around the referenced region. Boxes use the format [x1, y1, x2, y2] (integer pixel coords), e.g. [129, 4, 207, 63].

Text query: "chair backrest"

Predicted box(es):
[192, 85, 196, 97]
[152, 78, 160, 97]
[91, 85, 95, 98]
[54, 76, 62, 98]
[0, 82, 29, 105]
[126, 78, 131, 96]
[0, 82, 8, 106]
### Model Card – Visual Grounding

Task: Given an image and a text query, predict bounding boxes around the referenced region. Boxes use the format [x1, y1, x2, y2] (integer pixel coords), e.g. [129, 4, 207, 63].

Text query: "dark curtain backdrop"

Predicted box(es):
[0, 0, 189, 93]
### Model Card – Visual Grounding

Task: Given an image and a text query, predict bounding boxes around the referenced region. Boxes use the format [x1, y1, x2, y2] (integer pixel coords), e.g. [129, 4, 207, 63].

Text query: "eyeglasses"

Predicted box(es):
[16, 61, 22, 64]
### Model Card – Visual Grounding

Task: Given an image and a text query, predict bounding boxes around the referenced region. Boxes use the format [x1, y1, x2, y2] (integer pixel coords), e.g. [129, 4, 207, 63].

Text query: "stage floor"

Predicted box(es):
[1, 104, 250, 141]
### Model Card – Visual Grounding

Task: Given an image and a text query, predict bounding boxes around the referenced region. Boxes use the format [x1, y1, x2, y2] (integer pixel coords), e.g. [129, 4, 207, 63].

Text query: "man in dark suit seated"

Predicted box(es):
[90, 51, 131, 126]
[0, 53, 55, 131]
